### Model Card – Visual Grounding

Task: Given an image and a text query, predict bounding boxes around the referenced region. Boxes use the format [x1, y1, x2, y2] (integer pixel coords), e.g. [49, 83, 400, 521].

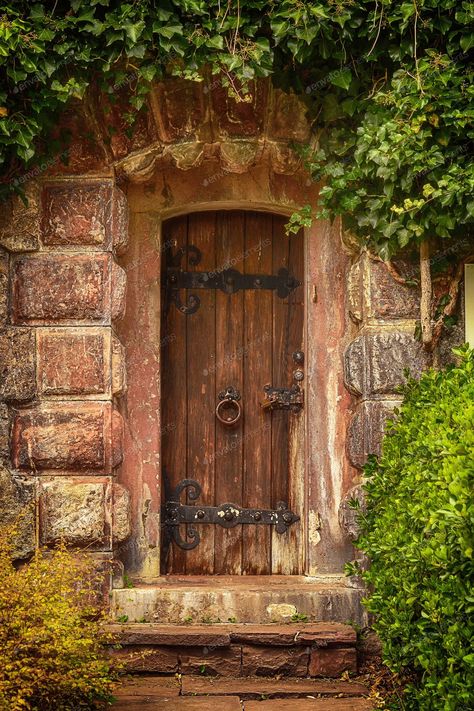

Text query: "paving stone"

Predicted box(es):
[296, 624, 356, 646]
[108, 623, 231, 647]
[113, 697, 241, 710]
[182, 677, 369, 698]
[179, 646, 242, 676]
[309, 648, 358, 678]
[245, 700, 372, 710]
[241, 644, 308, 677]
[113, 675, 180, 698]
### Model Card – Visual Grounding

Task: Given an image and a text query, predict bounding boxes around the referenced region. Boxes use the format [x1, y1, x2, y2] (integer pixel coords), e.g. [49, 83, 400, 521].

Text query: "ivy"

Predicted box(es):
[0, 0, 472, 262]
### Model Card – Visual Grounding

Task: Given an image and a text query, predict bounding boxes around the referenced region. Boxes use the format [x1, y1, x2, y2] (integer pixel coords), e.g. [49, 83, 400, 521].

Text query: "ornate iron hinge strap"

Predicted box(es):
[163, 479, 300, 550]
[166, 244, 301, 314]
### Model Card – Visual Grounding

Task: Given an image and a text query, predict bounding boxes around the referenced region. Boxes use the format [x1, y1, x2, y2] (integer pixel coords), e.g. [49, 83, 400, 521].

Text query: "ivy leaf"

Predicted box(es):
[330, 68, 352, 91]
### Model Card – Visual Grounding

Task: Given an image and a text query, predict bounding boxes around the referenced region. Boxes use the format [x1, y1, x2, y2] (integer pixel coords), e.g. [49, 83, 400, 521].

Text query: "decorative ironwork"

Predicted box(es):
[166, 244, 300, 314]
[216, 386, 242, 426]
[261, 384, 304, 412]
[163, 479, 300, 551]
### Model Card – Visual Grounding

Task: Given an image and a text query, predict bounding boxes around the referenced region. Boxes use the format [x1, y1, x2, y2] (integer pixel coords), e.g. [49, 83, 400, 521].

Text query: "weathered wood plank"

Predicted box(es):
[214, 211, 245, 574]
[185, 211, 217, 575]
[242, 212, 273, 574]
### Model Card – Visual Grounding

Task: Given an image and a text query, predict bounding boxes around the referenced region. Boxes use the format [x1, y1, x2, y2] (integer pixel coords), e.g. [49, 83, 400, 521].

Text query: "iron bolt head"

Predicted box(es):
[224, 510, 234, 521]
[196, 509, 205, 519]
[283, 512, 293, 524]
[253, 511, 262, 521]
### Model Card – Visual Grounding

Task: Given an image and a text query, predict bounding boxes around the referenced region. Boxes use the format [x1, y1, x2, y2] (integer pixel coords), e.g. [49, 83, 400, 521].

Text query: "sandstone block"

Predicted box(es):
[0, 404, 10, 460]
[0, 327, 36, 401]
[338, 485, 366, 542]
[113, 483, 131, 543]
[309, 647, 357, 677]
[11, 403, 123, 472]
[42, 182, 128, 253]
[12, 253, 126, 325]
[0, 464, 35, 559]
[179, 646, 242, 676]
[40, 478, 107, 546]
[37, 328, 111, 397]
[344, 332, 428, 397]
[110, 646, 178, 673]
[368, 259, 420, 320]
[0, 181, 41, 252]
[0, 248, 8, 327]
[112, 336, 126, 395]
[347, 400, 398, 468]
[241, 644, 309, 677]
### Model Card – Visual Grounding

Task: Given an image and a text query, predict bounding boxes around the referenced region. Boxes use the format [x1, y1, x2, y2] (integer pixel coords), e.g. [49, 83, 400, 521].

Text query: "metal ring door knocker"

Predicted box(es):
[216, 386, 242, 426]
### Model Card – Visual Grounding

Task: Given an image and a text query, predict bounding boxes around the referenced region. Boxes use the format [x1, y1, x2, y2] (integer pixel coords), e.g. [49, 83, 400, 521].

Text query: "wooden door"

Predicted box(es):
[161, 211, 304, 575]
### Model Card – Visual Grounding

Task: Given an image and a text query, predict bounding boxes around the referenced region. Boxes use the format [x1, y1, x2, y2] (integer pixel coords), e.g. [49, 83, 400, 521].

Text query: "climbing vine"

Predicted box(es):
[0, 1, 473, 349]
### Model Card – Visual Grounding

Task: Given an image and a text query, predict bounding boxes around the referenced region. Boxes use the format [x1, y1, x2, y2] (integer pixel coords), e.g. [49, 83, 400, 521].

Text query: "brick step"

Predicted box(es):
[108, 622, 359, 678]
[111, 675, 372, 709]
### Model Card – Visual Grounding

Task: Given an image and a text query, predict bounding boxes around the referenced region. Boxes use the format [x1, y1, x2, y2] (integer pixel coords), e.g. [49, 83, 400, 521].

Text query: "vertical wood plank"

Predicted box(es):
[161, 216, 188, 574]
[271, 217, 305, 574]
[184, 212, 217, 575]
[213, 211, 245, 574]
[242, 212, 273, 574]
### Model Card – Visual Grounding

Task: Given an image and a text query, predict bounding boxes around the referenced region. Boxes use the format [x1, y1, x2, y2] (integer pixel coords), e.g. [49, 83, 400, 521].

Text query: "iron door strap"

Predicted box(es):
[166, 244, 301, 314]
[163, 479, 300, 551]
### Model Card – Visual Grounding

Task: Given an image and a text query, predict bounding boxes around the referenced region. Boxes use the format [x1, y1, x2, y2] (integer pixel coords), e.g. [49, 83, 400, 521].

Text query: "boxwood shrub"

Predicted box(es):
[352, 345, 474, 710]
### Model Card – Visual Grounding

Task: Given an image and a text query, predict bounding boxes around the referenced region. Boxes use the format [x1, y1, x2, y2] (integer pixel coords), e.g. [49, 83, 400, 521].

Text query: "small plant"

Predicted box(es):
[183, 615, 193, 624]
[290, 612, 309, 623]
[123, 573, 134, 589]
[116, 614, 129, 623]
[0, 526, 119, 711]
[227, 616, 237, 624]
[199, 665, 206, 675]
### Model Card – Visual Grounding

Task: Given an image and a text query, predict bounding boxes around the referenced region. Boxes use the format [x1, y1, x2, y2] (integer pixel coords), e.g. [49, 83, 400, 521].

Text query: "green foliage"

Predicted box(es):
[351, 345, 474, 710]
[0, 527, 118, 710]
[0, 1, 472, 256]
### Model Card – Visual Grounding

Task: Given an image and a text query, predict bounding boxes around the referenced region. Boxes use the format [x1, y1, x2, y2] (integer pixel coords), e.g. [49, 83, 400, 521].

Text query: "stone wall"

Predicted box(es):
[0, 178, 131, 585]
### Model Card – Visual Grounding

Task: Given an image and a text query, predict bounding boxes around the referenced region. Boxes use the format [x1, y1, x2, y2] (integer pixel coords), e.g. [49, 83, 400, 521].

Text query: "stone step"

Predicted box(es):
[181, 676, 369, 698]
[111, 676, 372, 708]
[111, 575, 367, 625]
[108, 622, 359, 678]
[109, 622, 357, 646]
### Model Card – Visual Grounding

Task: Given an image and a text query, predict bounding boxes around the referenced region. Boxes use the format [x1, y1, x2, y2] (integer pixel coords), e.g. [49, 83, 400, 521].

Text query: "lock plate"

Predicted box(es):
[163, 479, 300, 550]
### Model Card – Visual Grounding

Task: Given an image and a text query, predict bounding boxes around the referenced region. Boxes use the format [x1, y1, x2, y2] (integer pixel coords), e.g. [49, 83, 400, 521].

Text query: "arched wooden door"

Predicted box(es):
[161, 211, 305, 575]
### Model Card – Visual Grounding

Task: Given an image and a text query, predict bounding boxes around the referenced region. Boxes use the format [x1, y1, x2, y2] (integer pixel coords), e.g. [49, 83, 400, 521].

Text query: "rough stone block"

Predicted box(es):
[110, 646, 178, 673]
[179, 646, 242, 676]
[37, 328, 111, 397]
[12, 253, 126, 325]
[113, 483, 131, 543]
[347, 400, 399, 469]
[112, 336, 126, 395]
[0, 404, 10, 460]
[309, 647, 357, 677]
[338, 485, 366, 542]
[42, 182, 128, 253]
[368, 259, 420, 319]
[40, 478, 107, 546]
[0, 327, 36, 401]
[241, 644, 309, 677]
[0, 464, 35, 559]
[11, 403, 123, 472]
[344, 332, 428, 397]
[0, 181, 41, 252]
[347, 257, 363, 325]
[0, 248, 8, 327]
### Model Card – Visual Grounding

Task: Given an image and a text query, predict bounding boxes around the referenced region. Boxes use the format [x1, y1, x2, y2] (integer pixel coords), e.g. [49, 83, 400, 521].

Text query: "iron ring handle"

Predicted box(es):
[215, 396, 242, 426]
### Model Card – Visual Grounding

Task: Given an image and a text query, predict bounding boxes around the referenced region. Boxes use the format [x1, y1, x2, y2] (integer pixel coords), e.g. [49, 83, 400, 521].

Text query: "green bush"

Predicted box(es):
[0, 526, 119, 710]
[351, 345, 474, 710]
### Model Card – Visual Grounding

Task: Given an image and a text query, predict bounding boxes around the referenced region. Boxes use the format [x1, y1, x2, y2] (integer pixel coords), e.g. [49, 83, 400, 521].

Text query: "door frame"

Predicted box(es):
[115, 164, 355, 581]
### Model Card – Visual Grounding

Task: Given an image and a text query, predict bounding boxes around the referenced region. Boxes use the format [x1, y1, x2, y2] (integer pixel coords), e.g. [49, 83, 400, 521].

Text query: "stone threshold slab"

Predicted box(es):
[108, 622, 356, 647]
[246, 701, 373, 710]
[112, 577, 367, 625]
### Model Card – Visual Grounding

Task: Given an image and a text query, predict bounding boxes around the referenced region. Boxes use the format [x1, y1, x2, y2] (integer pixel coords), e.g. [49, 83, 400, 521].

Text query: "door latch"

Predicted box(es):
[261, 351, 304, 412]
